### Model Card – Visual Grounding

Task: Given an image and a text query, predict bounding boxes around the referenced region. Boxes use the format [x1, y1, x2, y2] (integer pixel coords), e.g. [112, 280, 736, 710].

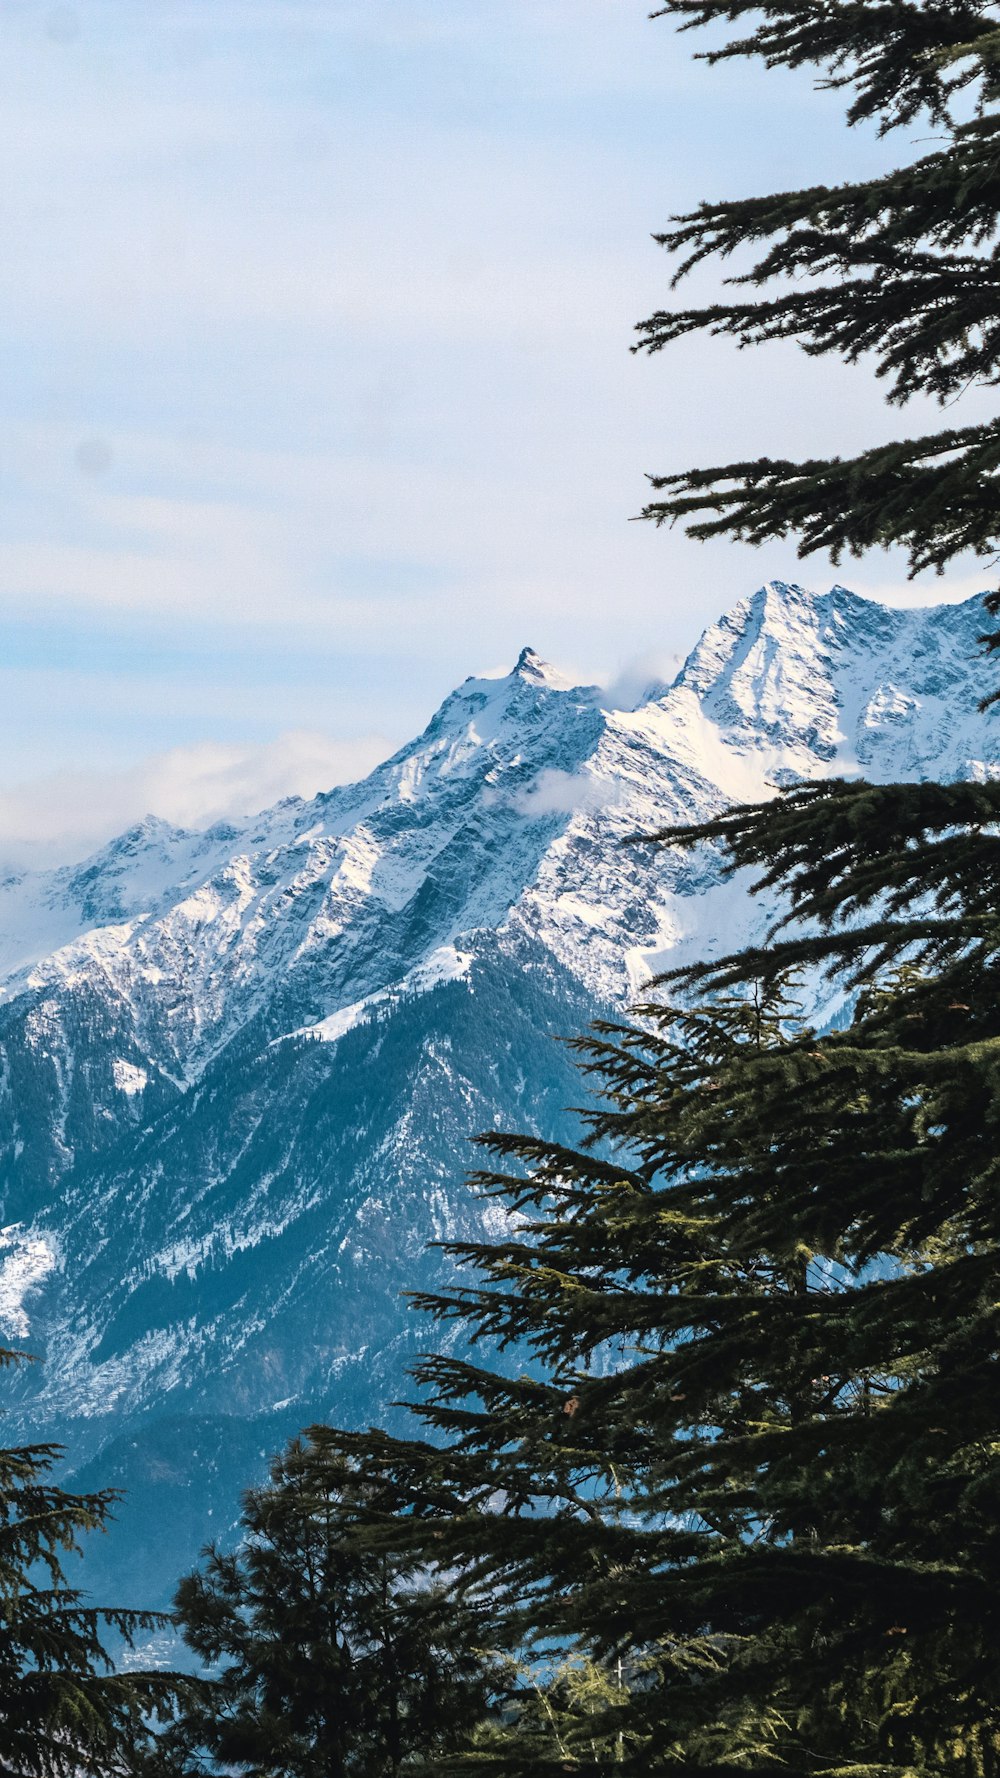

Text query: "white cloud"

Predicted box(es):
[597, 651, 685, 709]
[511, 767, 624, 819]
[0, 730, 392, 873]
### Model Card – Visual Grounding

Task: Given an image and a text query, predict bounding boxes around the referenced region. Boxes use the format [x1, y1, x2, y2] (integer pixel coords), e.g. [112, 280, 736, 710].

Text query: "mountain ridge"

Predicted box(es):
[0, 579, 996, 1605]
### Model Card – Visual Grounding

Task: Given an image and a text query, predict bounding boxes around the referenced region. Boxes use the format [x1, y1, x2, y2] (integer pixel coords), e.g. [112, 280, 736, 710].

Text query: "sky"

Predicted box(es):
[0, 0, 993, 868]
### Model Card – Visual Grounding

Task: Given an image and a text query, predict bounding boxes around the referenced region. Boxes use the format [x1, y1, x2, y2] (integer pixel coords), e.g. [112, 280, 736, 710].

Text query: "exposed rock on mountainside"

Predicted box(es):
[0, 581, 996, 1603]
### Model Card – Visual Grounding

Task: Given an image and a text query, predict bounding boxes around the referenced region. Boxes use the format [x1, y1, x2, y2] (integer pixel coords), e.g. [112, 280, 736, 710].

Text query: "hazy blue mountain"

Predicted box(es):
[1, 581, 996, 1607]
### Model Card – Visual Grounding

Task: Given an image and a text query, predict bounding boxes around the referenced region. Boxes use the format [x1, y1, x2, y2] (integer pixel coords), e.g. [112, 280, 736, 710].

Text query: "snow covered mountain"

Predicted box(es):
[1, 580, 997, 1605]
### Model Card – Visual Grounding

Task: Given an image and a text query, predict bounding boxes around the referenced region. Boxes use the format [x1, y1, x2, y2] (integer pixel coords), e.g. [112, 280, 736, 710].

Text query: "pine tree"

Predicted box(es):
[0, 1347, 180, 1776]
[332, 777, 1000, 1776]
[149, 1431, 502, 1778]
[634, 2, 1000, 670]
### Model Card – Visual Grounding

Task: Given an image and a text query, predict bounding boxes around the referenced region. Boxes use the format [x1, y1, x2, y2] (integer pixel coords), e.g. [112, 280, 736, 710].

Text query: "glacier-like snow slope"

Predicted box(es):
[0, 580, 996, 1605]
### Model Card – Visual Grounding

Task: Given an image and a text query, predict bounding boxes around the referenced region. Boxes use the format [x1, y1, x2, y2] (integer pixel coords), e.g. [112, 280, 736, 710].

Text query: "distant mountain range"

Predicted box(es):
[1, 580, 997, 1608]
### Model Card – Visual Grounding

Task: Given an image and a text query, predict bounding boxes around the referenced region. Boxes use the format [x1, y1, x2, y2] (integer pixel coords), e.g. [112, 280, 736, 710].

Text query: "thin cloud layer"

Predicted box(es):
[0, 731, 392, 875]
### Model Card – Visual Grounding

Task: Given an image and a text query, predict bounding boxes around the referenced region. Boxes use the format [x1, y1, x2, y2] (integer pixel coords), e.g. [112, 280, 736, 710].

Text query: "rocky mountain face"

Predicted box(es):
[0, 580, 997, 1606]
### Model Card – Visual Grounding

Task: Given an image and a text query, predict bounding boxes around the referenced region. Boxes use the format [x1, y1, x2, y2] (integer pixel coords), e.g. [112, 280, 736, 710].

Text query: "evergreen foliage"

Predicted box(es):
[324, 774, 1000, 1776]
[457, 1655, 640, 1773]
[147, 1432, 502, 1778]
[0, 1347, 179, 1776]
[635, 2, 1000, 670]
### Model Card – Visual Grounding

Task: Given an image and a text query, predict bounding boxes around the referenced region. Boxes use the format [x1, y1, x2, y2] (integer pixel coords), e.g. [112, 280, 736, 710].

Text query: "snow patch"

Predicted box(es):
[0, 1226, 56, 1337]
[284, 946, 475, 1048]
[303, 998, 373, 1046]
[407, 944, 474, 992]
[112, 1059, 148, 1096]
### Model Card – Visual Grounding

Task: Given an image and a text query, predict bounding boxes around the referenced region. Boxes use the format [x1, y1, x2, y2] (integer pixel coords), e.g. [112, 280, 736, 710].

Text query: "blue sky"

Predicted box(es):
[0, 0, 991, 864]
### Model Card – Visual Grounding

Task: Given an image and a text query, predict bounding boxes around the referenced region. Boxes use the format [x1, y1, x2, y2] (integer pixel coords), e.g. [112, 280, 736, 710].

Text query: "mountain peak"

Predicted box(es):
[512, 645, 574, 689]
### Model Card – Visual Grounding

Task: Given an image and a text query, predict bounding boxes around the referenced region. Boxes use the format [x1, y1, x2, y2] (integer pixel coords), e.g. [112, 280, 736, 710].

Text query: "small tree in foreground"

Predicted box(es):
[0, 1347, 180, 1776]
[150, 1433, 502, 1778]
